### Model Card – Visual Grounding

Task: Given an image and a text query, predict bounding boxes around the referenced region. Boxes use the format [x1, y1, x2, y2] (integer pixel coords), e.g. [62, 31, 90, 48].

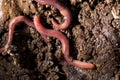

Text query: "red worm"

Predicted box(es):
[33, 16, 95, 69]
[0, 16, 34, 53]
[34, 0, 72, 29]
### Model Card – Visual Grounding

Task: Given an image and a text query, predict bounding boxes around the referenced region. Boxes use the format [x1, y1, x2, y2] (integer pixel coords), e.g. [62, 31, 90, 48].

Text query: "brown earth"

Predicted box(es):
[0, 0, 120, 80]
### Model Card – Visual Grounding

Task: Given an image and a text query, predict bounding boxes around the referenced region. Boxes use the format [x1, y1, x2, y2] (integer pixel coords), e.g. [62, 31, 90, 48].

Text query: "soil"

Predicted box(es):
[0, 0, 120, 80]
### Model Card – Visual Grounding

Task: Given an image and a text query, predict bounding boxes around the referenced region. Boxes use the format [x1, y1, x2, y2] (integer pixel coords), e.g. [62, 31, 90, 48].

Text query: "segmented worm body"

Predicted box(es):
[34, 0, 72, 29]
[0, 0, 95, 70]
[0, 15, 94, 69]
[34, 16, 94, 69]
[0, 16, 34, 53]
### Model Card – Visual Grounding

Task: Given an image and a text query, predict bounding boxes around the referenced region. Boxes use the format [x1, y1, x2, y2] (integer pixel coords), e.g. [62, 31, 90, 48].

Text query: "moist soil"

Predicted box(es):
[0, 0, 120, 80]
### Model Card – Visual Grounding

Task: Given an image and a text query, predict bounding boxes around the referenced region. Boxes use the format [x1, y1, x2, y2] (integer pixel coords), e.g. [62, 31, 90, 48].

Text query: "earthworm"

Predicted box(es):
[34, 0, 72, 29]
[33, 16, 94, 69]
[0, 16, 34, 53]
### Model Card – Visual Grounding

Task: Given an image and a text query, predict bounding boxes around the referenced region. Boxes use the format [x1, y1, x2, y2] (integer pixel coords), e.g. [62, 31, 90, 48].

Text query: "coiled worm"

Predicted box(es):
[34, 16, 94, 69]
[34, 0, 72, 29]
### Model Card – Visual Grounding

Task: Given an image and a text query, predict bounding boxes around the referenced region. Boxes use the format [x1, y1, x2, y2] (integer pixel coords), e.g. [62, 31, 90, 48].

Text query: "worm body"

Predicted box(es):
[0, 16, 34, 53]
[0, 15, 94, 69]
[34, 0, 72, 29]
[33, 16, 94, 69]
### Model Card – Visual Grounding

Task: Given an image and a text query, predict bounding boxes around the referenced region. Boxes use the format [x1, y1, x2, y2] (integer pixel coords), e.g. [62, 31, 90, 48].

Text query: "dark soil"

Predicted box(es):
[0, 0, 120, 80]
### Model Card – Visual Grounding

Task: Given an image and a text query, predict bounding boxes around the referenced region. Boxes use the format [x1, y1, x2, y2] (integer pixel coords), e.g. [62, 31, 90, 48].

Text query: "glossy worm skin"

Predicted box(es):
[33, 16, 95, 69]
[34, 0, 72, 29]
[0, 16, 34, 53]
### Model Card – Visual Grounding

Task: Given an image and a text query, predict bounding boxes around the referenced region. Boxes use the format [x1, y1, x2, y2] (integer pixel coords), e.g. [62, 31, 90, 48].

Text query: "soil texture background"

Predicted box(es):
[0, 0, 120, 80]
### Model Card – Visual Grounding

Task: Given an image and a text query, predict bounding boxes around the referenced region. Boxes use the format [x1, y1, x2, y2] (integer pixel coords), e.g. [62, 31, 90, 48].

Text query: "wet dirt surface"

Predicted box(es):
[0, 0, 120, 80]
